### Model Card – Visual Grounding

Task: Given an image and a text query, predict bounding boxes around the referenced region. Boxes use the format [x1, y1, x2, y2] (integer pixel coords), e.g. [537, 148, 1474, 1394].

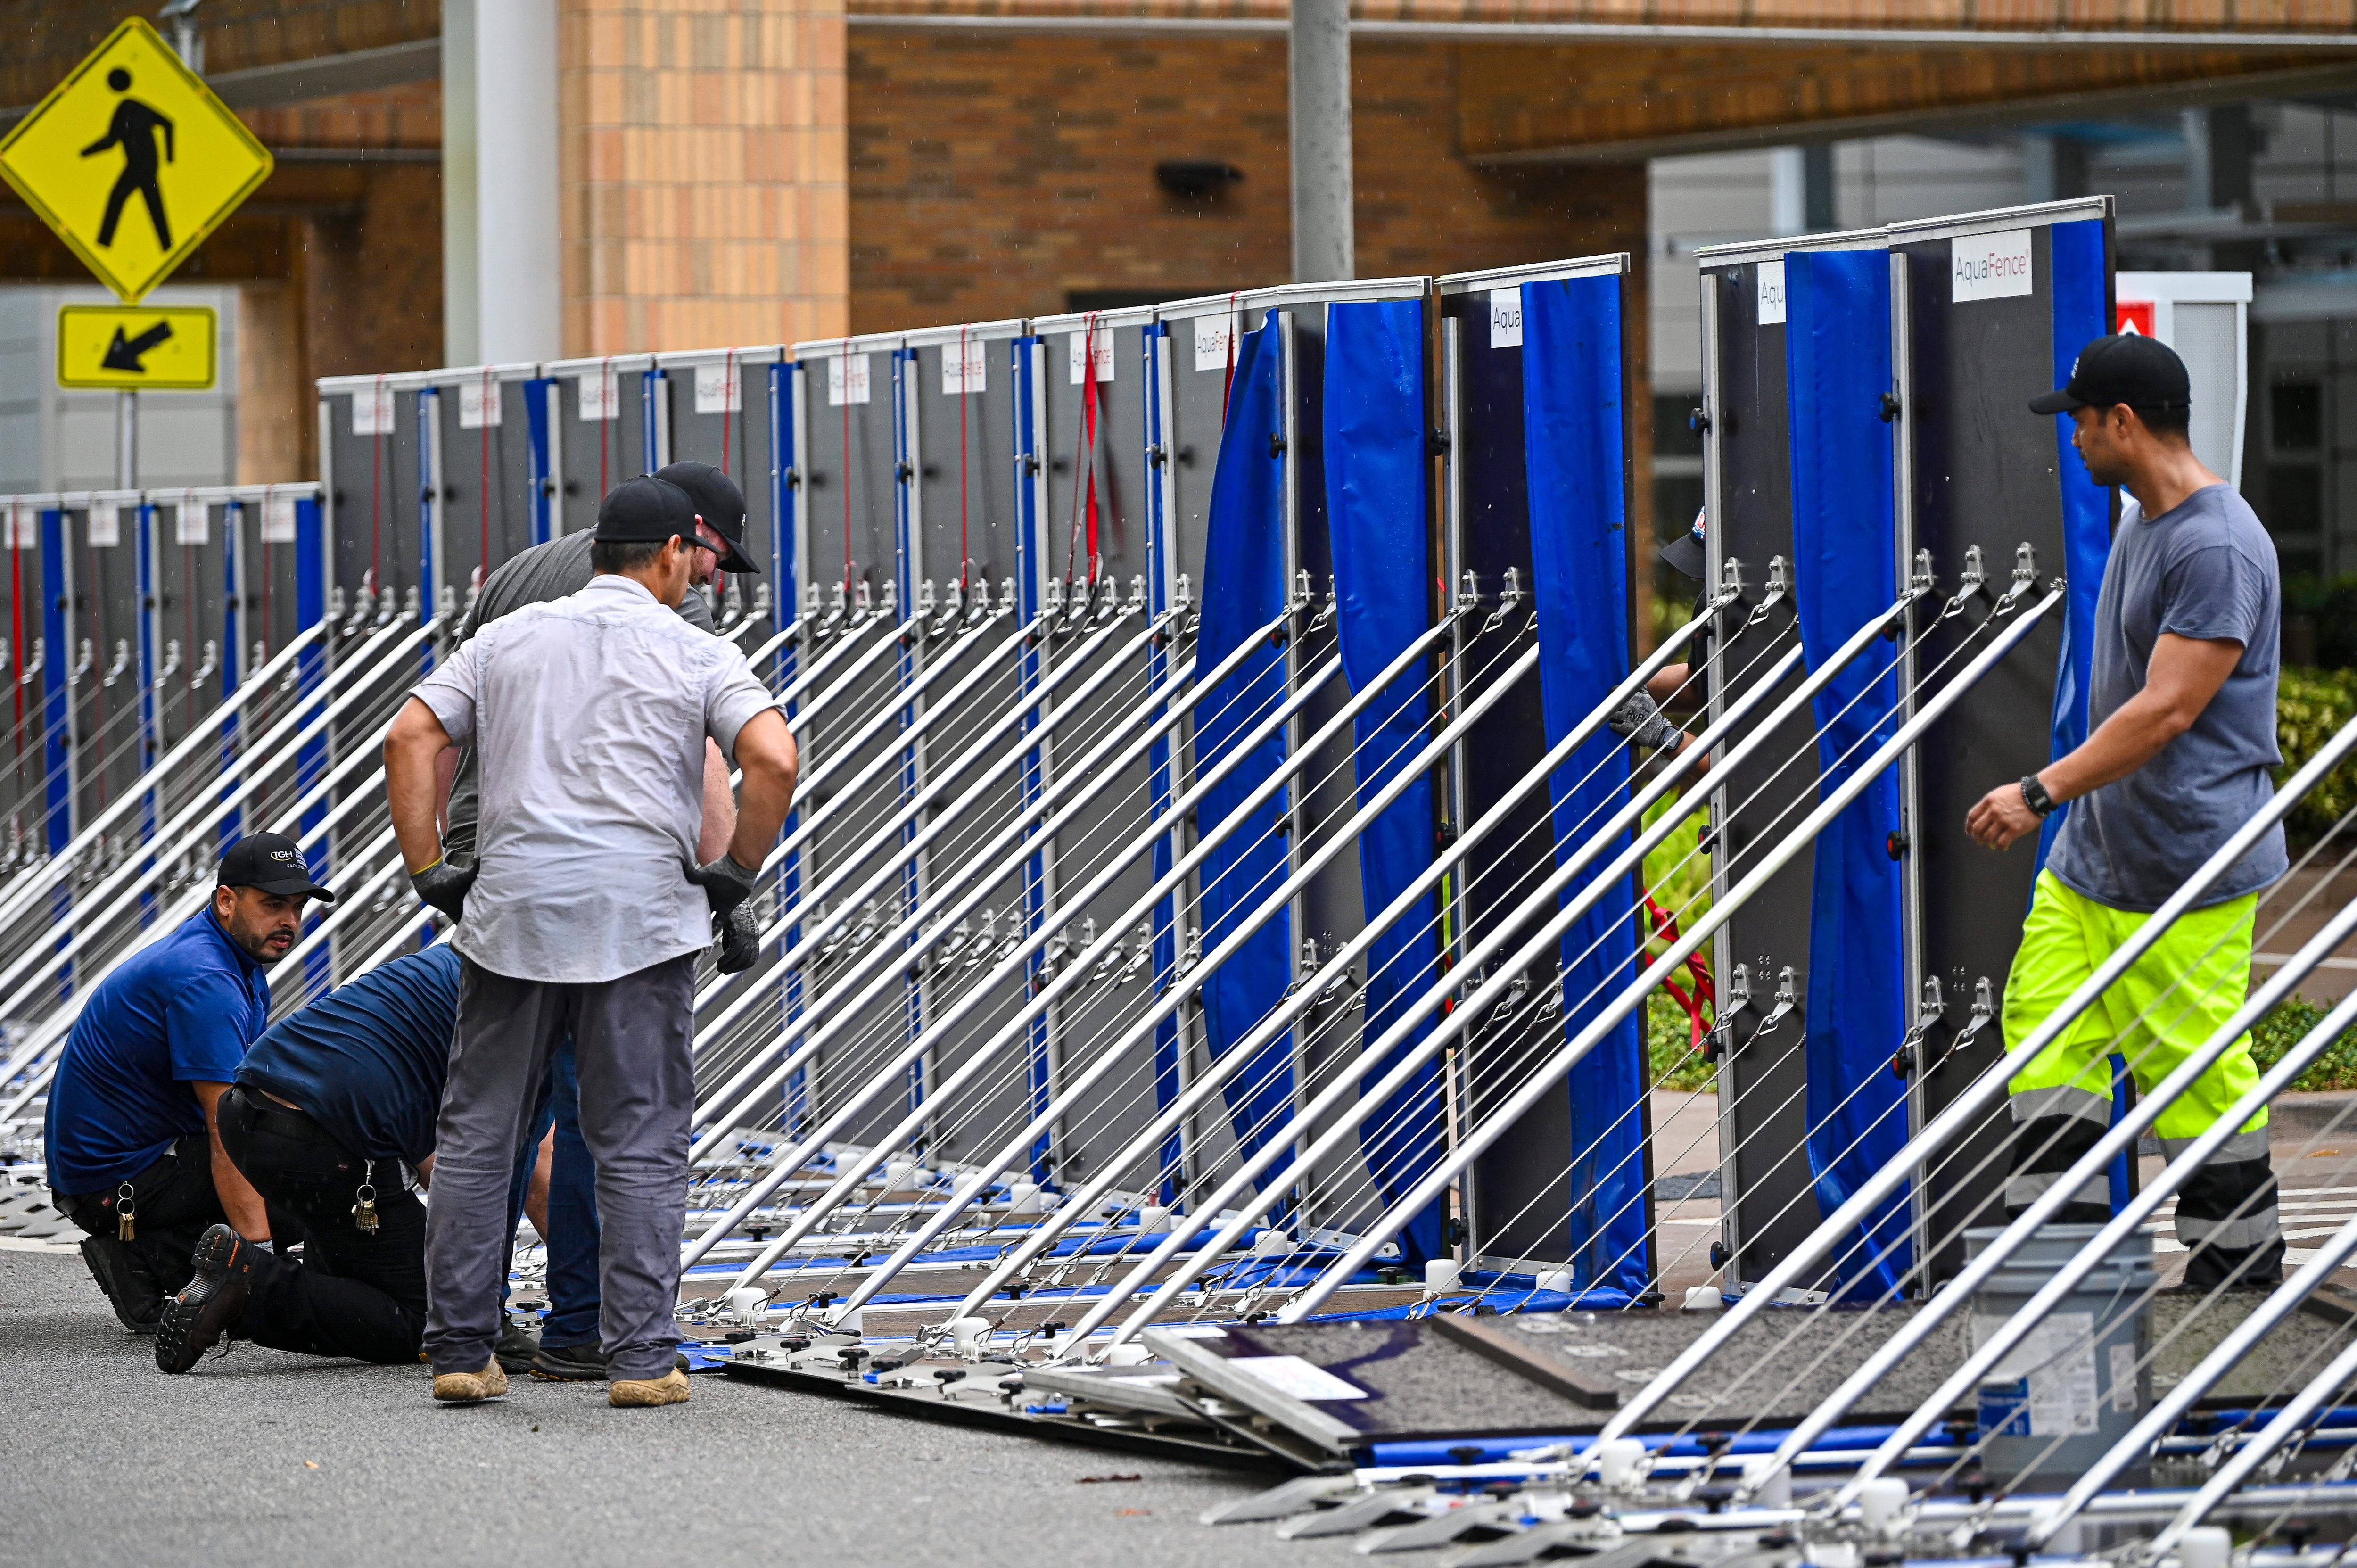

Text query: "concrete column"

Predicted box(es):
[443, 0, 480, 365]
[2023, 133, 2089, 205]
[2184, 105, 2256, 214]
[1770, 145, 1836, 235]
[560, 0, 849, 353]
[477, 0, 563, 364]
[1288, 0, 1353, 283]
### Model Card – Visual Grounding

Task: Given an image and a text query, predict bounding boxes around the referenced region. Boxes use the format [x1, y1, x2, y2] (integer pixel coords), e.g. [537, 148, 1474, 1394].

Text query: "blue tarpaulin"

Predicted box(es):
[1324, 298, 1446, 1263]
[1195, 314, 1297, 1181]
[1520, 275, 1648, 1296]
[2039, 219, 2116, 869]
[1785, 247, 1912, 1297]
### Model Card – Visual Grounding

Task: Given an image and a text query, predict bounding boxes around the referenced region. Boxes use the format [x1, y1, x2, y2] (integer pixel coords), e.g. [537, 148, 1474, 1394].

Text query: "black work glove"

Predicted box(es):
[410, 858, 478, 922]
[714, 902, 763, 974]
[685, 852, 763, 916]
[1607, 691, 1681, 754]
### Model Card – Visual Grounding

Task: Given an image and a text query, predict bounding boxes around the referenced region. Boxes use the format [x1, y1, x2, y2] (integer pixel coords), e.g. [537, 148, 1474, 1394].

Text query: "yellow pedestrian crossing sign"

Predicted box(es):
[56, 304, 216, 390]
[0, 18, 273, 304]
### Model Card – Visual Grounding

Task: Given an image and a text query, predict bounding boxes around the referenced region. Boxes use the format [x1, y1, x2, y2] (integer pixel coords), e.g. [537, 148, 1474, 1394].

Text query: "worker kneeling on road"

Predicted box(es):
[44, 834, 328, 1333]
[385, 474, 799, 1410]
[1969, 334, 2285, 1289]
[150, 943, 556, 1375]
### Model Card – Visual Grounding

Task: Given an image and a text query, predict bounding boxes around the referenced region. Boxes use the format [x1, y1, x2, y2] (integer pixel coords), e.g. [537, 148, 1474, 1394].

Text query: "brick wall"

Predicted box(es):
[558, 0, 849, 355]
[847, 29, 1654, 609]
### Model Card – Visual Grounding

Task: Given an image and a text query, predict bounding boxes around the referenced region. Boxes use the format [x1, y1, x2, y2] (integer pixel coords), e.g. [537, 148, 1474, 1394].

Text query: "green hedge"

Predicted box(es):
[2250, 995, 2357, 1093]
[2279, 667, 2357, 843]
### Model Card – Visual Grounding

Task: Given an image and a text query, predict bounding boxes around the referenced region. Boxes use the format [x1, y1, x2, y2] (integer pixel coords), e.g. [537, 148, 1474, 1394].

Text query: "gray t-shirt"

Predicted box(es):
[2047, 484, 2286, 912]
[444, 531, 716, 862]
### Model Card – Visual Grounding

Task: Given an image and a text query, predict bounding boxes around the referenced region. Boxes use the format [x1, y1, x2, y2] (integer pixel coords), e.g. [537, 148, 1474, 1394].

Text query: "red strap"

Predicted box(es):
[1642, 895, 1716, 1051]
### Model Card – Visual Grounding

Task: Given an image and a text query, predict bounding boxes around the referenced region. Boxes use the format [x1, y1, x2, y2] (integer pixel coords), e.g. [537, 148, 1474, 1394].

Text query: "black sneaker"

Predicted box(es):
[155, 1225, 261, 1374]
[495, 1318, 542, 1374]
[531, 1341, 691, 1380]
[529, 1340, 607, 1381]
[77, 1235, 164, 1334]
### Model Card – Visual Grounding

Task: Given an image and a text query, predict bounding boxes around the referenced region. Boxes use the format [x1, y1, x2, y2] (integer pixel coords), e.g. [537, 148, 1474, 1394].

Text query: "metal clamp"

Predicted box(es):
[1892, 974, 1945, 1079]
[1939, 976, 1996, 1065]
[1937, 544, 1989, 622]
[1709, 962, 1753, 1062]
[1992, 541, 2043, 616]
[15, 637, 43, 687]
[1480, 566, 1526, 637]
[1756, 964, 1800, 1041]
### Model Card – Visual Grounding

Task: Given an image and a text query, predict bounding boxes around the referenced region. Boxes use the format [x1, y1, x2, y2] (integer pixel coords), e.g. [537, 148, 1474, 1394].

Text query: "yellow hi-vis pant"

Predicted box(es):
[2001, 871, 2279, 1283]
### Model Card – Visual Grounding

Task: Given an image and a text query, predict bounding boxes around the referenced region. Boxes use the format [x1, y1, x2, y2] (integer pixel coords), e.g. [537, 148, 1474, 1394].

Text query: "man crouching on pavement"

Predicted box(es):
[44, 834, 327, 1333]
[150, 942, 558, 1374]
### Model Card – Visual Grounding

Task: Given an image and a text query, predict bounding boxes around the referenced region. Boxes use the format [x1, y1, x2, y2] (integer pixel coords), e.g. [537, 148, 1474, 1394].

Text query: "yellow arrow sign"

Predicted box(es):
[0, 18, 273, 304]
[57, 303, 215, 390]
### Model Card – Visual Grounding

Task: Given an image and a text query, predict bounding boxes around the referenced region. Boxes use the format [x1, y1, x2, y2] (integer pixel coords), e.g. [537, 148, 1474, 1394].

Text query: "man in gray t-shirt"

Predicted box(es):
[1966, 333, 2284, 1291]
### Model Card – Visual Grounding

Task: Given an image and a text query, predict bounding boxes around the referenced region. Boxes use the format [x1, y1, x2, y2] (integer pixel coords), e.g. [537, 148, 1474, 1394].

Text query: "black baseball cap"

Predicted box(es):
[593, 475, 700, 548]
[217, 833, 336, 902]
[1660, 508, 1707, 580]
[2029, 334, 2192, 419]
[654, 461, 761, 575]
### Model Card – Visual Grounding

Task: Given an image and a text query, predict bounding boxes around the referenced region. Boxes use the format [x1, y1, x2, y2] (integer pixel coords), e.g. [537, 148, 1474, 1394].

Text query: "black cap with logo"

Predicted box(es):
[217, 833, 336, 902]
[593, 475, 700, 547]
[2028, 333, 2192, 419]
[654, 461, 761, 575]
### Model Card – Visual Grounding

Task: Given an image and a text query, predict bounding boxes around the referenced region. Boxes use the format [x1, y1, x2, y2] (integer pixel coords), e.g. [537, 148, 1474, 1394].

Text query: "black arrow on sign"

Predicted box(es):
[100, 321, 173, 374]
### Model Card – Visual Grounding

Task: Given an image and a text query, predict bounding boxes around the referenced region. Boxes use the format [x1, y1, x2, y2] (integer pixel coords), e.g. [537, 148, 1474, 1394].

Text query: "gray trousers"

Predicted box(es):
[423, 953, 696, 1381]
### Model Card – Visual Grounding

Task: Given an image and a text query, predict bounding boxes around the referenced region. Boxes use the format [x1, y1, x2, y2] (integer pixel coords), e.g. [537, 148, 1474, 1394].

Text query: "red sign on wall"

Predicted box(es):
[2116, 300, 2156, 338]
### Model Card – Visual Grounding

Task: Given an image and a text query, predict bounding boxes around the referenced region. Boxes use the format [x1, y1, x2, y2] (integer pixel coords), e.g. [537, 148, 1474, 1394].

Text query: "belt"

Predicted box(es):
[227, 1083, 334, 1144]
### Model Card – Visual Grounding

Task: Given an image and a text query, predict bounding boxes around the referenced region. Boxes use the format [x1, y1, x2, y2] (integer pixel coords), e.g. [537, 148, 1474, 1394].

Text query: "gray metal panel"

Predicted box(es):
[546, 356, 658, 531]
[1434, 280, 1586, 1273]
[1892, 214, 2111, 1286]
[1699, 254, 1825, 1290]
[430, 374, 541, 611]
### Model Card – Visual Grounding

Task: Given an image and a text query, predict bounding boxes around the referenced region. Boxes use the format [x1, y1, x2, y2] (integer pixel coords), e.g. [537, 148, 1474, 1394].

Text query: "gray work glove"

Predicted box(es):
[1607, 692, 1682, 754]
[714, 902, 763, 975]
[685, 852, 764, 916]
[410, 859, 478, 923]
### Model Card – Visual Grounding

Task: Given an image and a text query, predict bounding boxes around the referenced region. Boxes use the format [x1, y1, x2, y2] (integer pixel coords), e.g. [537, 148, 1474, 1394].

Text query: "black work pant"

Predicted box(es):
[215, 1086, 428, 1365]
[56, 1134, 227, 1324]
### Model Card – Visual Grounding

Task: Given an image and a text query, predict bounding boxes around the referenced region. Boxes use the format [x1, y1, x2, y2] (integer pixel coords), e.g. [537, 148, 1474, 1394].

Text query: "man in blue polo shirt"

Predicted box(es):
[44, 833, 333, 1331]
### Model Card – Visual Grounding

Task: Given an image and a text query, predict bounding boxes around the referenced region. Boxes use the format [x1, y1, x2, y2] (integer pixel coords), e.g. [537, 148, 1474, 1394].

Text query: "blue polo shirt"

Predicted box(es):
[43, 908, 269, 1195]
[236, 945, 462, 1166]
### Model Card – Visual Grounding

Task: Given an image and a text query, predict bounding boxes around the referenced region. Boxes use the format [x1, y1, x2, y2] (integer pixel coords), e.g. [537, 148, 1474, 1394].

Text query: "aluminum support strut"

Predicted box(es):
[1812, 863, 2357, 1507]
[937, 593, 1740, 1327]
[1587, 585, 2339, 1456]
[1274, 582, 2064, 1327]
[698, 610, 1443, 1278]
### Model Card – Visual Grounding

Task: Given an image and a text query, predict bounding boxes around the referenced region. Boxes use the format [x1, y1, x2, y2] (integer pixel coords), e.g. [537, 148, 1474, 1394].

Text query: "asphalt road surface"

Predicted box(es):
[0, 1247, 1348, 1568]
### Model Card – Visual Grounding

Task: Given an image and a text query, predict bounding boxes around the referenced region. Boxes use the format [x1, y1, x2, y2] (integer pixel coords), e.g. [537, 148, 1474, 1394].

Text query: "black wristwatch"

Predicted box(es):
[2019, 773, 2058, 818]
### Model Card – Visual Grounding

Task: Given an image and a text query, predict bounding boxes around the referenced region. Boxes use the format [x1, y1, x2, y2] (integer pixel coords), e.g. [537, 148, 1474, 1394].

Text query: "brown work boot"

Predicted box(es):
[432, 1358, 510, 1403]
[609, 1367, 691, 1408]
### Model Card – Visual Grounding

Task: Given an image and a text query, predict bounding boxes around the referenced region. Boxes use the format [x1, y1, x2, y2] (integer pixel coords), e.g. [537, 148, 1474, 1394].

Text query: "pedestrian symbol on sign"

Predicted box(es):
[83, 69, 175, 251]
[0, 17, 270, 304]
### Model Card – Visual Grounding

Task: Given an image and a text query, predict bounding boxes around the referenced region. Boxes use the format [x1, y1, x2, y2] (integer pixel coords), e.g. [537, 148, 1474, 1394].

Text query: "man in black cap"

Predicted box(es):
[1967, 333, 2286, 1288]
[433, 460, 762, 1380]
[385, 474, 798, 1409]
[43, 833, 333, 1331]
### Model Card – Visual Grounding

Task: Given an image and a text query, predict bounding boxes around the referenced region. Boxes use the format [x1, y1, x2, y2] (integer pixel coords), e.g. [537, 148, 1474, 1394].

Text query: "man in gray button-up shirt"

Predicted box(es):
[384, 475, 799, 1409]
